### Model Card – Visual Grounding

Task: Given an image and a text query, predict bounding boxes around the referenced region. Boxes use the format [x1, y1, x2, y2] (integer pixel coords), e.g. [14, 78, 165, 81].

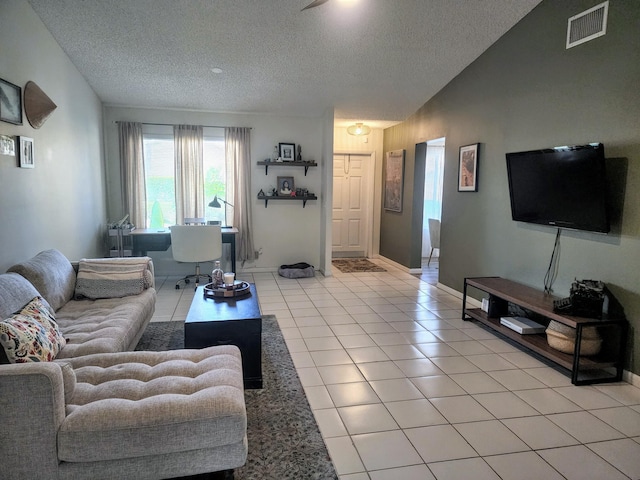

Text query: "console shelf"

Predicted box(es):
[463, 277, 627, 385]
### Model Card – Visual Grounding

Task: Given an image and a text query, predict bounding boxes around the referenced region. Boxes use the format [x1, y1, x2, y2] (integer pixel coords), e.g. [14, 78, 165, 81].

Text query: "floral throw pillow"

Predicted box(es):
[0, 297, 66, 363]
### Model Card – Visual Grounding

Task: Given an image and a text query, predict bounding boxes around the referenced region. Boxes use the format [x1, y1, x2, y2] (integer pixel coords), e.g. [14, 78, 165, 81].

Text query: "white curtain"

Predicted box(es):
[225, 127, 255, 265]
[422, 145, 445, 254]
[174, 125, 204, 225]
[118, 122, 146, 228]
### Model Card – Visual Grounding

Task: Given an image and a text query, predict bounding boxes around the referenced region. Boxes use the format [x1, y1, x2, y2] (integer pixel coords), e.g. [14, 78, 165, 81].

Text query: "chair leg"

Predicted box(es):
[427, 248, 434, 267]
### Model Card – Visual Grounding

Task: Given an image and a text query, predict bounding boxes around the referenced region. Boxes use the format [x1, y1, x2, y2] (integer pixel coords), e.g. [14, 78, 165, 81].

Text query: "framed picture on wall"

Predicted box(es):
[383, 149, 405, 212]
[458, 143, 479, 192]
[0, 78, 23, 125]
[18, 136, 34, 168]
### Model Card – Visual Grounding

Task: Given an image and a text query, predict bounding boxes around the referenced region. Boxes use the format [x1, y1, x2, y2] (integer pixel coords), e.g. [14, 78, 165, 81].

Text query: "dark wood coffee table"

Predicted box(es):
[184, 284, 262, 389]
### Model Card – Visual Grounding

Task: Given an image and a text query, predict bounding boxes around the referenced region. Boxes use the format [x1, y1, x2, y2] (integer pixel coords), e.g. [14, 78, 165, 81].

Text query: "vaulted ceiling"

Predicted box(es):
[28, 0, 541, 127]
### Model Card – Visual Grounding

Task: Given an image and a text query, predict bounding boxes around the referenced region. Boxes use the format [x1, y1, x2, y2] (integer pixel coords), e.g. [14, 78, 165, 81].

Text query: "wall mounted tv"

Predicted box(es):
[506, 143, 609, 233]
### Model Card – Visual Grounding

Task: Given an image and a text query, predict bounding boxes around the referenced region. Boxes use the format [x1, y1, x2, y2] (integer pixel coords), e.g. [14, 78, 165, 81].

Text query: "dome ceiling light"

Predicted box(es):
[346, 123, 371, 136]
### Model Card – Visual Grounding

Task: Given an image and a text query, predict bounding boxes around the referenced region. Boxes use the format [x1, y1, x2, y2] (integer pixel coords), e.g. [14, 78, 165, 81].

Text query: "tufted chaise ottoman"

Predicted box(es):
[1, 345, 247, 480]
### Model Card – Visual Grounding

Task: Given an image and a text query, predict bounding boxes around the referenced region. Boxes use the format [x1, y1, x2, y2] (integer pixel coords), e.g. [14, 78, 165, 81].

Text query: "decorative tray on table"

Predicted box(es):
[203, 281, 251, 298]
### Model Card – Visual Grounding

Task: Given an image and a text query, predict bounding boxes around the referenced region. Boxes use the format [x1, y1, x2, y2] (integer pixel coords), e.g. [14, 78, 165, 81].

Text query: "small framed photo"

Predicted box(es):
[0, 134, 15, 156]
[277, 176, 294, 195]
[0, 78, 23, 125]
[458, 143, 479, 192]
[18, 136, 34, 168]
[279, 142, 295, 162]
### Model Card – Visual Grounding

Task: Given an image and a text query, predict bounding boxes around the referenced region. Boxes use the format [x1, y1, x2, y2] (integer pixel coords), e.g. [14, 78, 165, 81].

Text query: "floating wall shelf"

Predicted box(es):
[257, 194, 317, 208]
[257, 161, 317, 176]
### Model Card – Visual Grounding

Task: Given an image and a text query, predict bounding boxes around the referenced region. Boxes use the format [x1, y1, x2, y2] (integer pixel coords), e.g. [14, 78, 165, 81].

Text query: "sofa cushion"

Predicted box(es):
[0, 272, 49, 319]
[74, 257, 153, 299]
[0, 297, 66, 363]
[58, 346, 246, 462]
[7, 249, 76, 312]
[54, 288, 156, 358]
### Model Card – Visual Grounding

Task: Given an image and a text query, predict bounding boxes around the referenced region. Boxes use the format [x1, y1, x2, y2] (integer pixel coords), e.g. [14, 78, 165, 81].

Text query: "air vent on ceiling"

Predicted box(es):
[566, 1, 609, 49]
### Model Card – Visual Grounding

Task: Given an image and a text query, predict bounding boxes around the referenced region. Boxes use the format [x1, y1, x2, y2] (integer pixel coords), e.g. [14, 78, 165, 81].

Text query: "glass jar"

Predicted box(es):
[211, 260, 224, 288]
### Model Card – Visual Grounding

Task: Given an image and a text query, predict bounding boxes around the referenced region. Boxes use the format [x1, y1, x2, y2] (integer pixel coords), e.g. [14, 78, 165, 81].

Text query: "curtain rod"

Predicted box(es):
[115, 121, 251, 129]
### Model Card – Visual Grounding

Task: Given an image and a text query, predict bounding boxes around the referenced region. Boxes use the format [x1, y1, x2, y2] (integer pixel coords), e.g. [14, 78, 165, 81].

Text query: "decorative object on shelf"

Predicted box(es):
[545, 320, 602, 356]
[211, 260, 224, 288]
[296, 145, 302, 161]
[24, 81, 57, 129]
[458, 143, 479, 192]
[0, 134, 15, 156]
[279, 142, 295, 162]
[258, 188, 264, 197]
[18, 136, 34, 168]
[203, 280, 251, 298]
[0, 78, 22, 125]
[208, 195, 234, 227]
[383, 149, 405, 212]
[271, 145, 279, 162]
[347, 122, 371, 136]
[277, 176, 294, 195]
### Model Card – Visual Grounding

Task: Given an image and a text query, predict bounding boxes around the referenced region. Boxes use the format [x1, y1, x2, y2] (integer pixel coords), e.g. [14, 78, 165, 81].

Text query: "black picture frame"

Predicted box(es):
[458, 143, 479, 192]
[0, 78, 23, 125]
[279, 142, 295, 162]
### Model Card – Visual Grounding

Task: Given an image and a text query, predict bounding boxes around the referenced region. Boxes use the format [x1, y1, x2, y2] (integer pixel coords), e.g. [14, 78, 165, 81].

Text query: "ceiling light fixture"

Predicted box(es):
[346, 123, 371, 136]
[211, 67, 223, 74]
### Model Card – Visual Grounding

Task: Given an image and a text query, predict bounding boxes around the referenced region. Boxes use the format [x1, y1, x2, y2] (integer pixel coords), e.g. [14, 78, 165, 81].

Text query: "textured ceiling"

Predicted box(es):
[28, 0, 541, 126]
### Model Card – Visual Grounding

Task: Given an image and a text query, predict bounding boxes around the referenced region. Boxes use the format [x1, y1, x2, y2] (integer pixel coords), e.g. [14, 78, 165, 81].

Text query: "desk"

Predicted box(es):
[131, 227, 238, 273]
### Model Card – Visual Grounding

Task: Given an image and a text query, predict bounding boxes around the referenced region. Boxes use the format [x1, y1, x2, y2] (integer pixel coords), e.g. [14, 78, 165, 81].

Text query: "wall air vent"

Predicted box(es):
[566, 1, 609, 49]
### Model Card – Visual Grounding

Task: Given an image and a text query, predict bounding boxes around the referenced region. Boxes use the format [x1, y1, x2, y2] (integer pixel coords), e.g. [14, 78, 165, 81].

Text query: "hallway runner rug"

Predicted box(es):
[332, 258, 386, 273]
[135, 315, 337, 480]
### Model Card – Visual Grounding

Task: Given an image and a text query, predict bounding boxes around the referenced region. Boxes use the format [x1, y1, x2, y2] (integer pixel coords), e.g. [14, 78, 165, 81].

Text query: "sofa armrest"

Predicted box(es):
[0, 362, 67, 478]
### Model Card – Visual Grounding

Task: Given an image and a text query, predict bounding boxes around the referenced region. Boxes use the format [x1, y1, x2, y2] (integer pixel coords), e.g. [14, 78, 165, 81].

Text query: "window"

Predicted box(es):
[142, 126, 226, 228]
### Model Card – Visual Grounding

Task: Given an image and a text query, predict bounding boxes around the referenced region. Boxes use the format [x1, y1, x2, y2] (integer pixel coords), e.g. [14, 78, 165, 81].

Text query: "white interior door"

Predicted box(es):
[332, 154, 371, 258]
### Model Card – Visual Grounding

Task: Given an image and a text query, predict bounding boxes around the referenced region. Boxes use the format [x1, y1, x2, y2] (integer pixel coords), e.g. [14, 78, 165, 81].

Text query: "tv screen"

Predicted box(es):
[506, 143, 609, 233]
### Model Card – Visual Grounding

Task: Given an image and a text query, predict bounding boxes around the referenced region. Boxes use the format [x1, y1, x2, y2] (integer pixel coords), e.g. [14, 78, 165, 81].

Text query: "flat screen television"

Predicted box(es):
[506, 143, 609, 233]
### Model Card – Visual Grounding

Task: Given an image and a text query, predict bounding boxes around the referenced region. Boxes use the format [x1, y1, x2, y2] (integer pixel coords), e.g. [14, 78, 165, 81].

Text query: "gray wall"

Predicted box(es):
[382, 0, 640, 372]
[0, 0, 106, 270]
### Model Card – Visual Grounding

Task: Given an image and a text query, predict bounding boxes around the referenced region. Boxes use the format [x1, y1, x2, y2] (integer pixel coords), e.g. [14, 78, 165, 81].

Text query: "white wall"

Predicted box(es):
[0, 0, 106, 270]
[103, 106, 329, 275]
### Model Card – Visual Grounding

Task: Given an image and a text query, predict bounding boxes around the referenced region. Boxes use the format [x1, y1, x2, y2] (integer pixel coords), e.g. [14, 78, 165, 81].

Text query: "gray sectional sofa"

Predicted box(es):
[0, 249, 248, 480]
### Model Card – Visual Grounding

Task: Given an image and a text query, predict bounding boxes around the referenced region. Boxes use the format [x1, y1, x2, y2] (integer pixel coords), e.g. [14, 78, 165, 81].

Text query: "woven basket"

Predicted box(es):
[545, 320, 601, 356]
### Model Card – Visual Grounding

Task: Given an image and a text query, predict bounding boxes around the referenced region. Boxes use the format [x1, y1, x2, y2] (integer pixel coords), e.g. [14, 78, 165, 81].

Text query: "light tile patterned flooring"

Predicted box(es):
[152, 259, 640, 480]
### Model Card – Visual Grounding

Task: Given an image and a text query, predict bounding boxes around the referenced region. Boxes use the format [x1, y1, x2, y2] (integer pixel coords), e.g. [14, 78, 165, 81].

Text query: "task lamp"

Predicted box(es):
[208, 196, 234, 227]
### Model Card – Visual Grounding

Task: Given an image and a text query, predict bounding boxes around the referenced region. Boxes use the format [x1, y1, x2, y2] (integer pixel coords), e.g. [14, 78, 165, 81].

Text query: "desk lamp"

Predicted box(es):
[208, 196, 234, 227]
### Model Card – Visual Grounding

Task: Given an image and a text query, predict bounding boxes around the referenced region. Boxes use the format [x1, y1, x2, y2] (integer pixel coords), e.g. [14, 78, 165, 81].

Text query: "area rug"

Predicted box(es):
[332, 257, 386, 273]
[135, 316, 337, 480]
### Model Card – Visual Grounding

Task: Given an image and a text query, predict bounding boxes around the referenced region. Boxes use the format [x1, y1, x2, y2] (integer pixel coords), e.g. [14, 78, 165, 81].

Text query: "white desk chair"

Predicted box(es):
[169, 225, 222, 290]
[427, 218, 440, 267]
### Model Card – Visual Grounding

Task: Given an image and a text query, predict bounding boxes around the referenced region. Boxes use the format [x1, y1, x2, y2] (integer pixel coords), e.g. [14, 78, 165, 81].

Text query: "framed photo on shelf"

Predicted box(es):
[458, 143, 479, 191]
[18, 136, 34, 168]
[279, 143, 295, 162]
[383, 149, 405, 212]
[277, 176, 294, 195]
[0, 78, 23, 125]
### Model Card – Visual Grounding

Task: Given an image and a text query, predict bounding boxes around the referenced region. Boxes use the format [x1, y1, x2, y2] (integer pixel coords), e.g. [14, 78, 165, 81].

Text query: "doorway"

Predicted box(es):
[421, 138, 445, 271]
[332, 153, 374, 258]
